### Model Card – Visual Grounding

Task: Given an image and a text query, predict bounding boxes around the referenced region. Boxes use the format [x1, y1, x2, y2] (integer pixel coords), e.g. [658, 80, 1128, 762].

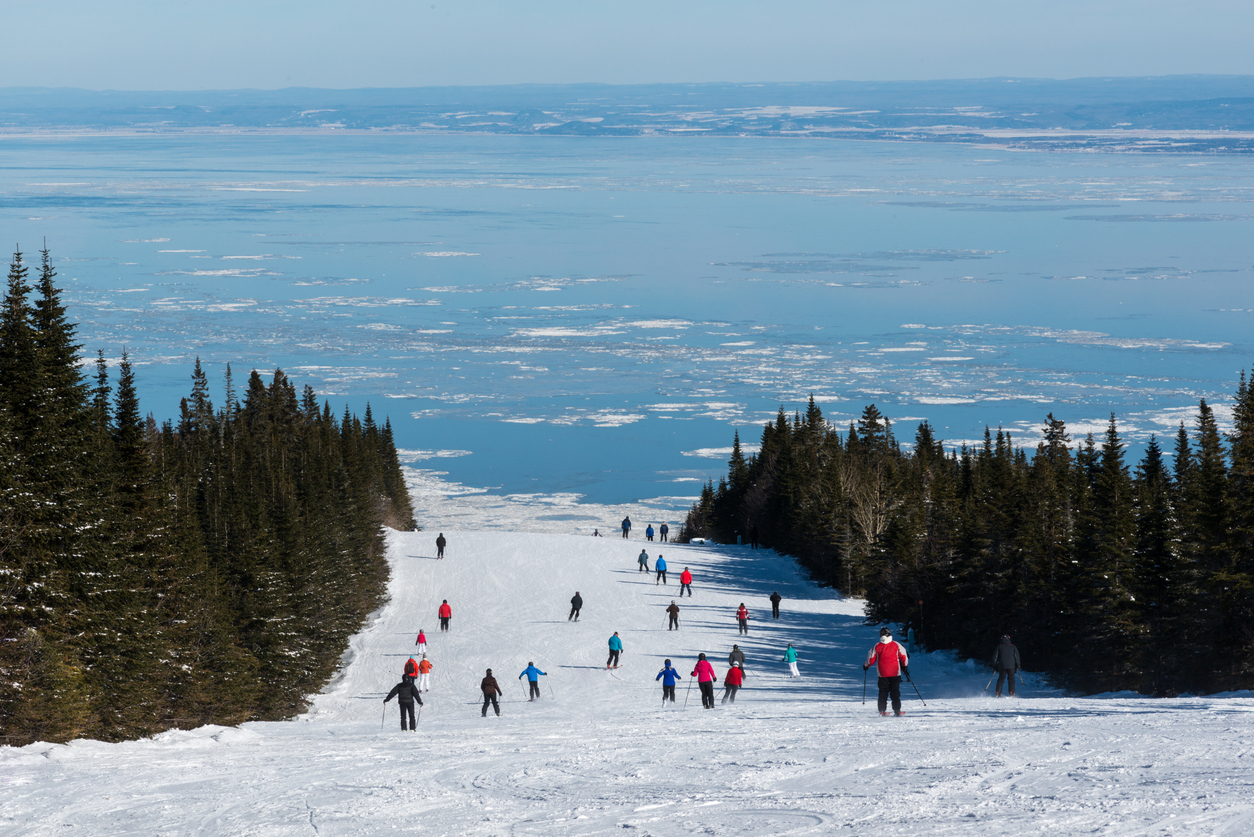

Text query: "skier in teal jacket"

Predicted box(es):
[607, 632, 623, 669]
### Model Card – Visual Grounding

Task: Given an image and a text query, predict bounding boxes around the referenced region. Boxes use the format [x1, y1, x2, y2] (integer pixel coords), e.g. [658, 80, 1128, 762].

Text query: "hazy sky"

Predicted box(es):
[7, 0, 1251, 89]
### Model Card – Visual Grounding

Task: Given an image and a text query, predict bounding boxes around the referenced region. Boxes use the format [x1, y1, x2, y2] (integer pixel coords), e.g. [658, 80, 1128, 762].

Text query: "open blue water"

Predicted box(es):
[3, 134, 1253, 512]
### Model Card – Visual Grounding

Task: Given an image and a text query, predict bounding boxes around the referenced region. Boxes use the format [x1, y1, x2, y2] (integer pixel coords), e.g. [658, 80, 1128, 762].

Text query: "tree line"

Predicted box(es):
[0, 247, 416, 745]
[683, 384, 1254, 696]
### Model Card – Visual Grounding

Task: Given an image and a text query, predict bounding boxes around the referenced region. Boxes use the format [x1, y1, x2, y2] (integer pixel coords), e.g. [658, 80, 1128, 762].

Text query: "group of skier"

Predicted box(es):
[381, 531, 1023, 729]
[621, 517, 669, 541]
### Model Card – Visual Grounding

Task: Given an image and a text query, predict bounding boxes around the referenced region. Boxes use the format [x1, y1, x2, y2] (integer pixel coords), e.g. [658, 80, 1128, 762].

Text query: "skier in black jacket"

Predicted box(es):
[992, 635, 1021, 697]
[569, 591, 583, 621]
[384, 677, 424, 730]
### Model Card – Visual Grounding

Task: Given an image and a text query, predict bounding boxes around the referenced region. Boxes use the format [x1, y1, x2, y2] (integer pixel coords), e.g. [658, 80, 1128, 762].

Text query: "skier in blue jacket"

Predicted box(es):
[656, 659, 682, 702]
[655, 555, 668, 585]
[607, 632, 623, 669]
[519, 662, 548, 700]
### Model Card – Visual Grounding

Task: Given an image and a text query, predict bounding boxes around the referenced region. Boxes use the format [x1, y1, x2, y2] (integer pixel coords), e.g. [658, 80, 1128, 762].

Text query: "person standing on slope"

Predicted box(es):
[569, 591, 583, 621]
[638, 549, 650, 573]
[519, 662, 547, 701]
[992, 634, 1021, 698]
[438, 600, 452, 632]
[782, 643, 800, 677]
[480, 668, 503, 717]
[384, 675, 423, 731]
[666, 600, 681, 630]
[691, 653, 718, 709]
[417, 654, 433, 692]
[621, 516, 632, 539]
[769, 591, 782, 619]
[607, 632, 623, 669]
[748, 524, 760, 550]
[679, 567, 693, 596]
[659, 522, 669, 543]
[415, 628, 428, 654]
[646, 524, 655, 542]
[436, 532, 447, 559]
[736, 603, 750, 635]
[864, 627, 910, 716]
[655, 555, 668, 585]
[729, 644, 746, 670]
[721, 662, 744, 704]
[403, 655, 419, 683]
[656, 659, 682, 702]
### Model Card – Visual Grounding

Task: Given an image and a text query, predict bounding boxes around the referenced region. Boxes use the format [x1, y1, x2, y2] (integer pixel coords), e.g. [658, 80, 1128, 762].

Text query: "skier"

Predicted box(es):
[621, 516, 631, 538]
[728, 644, 745, 669]
[519, 661, 548, 701]
[593, 529, 601, 537]
[679, 567, 693, 596]
[782, 643, 800, 677]
[656, 659, 682, 702]
[417, 654, 433, 692]
[769, 591, 782, 619]
[666, 600, 681, 630]
[736, 603, 750, 635]
[480, 668, 502, 717]
[403, 655, 419, 682]
[607, 632, 623, 669]
[721, 662, 744, 704]
[384, 675, 423, 731]
[655, 555, 668, 585]
[864, 627, 910, 716]
[993, 634, 1021, 697]
[749, 524, 759, 549]
[415, 628, 428, 653]
[569, 591, 583, 621]
[659, 522, 669, 543]
[438, 600, 452, 632]
[436, 532, 447, 559]
[646, 524, 655, 542]
[691, 653, 718, 709]
[638, 549, 650, 573]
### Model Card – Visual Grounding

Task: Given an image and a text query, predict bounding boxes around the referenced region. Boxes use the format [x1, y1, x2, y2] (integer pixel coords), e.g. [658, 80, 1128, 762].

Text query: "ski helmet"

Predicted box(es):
[698, 653, 706, 659]
[880, 627, 891, 637]
[664, 659, 671, 665]
[486, 668, 492, 674]
[528, 661, 534, 666]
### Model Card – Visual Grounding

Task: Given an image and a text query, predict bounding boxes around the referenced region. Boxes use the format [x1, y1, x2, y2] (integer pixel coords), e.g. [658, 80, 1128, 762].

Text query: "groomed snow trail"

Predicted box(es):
[3, 529, 1254, 836]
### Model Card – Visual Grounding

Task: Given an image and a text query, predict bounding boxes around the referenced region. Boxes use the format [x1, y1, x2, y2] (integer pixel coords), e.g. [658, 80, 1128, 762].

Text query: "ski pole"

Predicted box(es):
[381, 704, 387, 729]
[683, 677, 693, 708]
[1018, 672, 1026, 687]
[548, 682, 555, 698]
[906, 674, 926, 706]
[984, 675, 994, 693]
[417, 705, 422, 724]
[862, 667, 868, 705]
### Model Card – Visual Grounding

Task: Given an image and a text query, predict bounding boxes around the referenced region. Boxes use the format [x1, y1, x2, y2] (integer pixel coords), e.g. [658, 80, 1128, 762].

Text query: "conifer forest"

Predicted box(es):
[0, 248, 416, 746]
[683, 389, 1254, 696]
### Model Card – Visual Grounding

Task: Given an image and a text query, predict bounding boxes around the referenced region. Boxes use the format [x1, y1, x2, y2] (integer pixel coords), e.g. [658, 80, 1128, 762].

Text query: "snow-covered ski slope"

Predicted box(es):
[4, 529, 1254, 836]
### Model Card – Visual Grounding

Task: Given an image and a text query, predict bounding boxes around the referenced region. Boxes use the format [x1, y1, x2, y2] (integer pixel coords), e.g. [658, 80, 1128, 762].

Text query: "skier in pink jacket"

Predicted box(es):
[691, 653, 719, 709]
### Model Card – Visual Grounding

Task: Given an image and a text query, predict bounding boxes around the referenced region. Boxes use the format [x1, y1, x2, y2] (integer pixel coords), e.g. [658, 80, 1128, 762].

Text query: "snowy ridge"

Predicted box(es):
[3, 529, 1254, 835]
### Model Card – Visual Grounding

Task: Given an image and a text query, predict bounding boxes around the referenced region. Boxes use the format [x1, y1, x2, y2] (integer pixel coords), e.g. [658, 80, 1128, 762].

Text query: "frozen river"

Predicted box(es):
[4, 133, 1253, 519]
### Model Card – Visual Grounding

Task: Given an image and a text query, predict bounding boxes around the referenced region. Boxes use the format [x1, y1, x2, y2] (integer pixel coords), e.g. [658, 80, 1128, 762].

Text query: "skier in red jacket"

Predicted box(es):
[864, 627, 910, 716]
[438, 600, 452, 632]
[679, 568, 693, 597]
[721, 662, 744, 704]
[736, 604, 750, 635]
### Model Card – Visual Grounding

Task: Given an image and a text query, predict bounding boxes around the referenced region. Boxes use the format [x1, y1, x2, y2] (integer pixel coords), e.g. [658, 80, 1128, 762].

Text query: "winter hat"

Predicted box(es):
[732, 644, 739, 649]
[1001, 634, 1011, 641]
[880, 627, 891, 637]
[528, 661, 534, 666]
[664, 659, 672, 665]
